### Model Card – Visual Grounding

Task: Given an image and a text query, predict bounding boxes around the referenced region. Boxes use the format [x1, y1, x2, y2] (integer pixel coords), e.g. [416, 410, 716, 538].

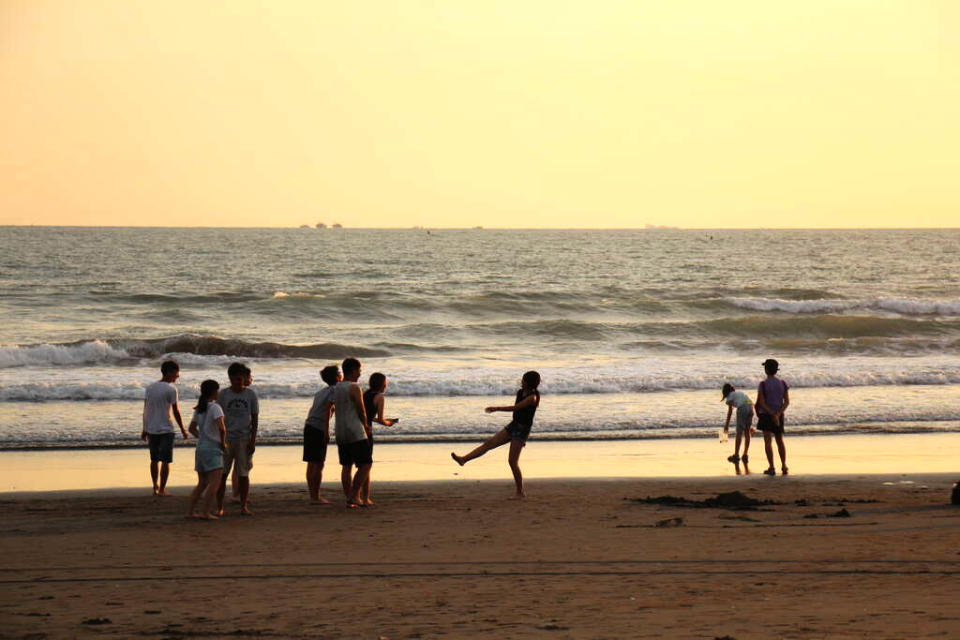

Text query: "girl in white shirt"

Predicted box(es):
[187, 380, 227, 519]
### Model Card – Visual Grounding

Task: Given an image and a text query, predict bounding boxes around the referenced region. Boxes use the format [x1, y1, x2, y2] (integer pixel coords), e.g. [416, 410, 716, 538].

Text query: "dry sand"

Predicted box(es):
[1, 474, 959, 639]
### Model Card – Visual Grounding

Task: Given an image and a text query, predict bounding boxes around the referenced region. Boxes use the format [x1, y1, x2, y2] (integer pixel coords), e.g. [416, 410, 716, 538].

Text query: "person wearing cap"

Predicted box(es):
[756, 358, 790, 476]
[721, 383, 754, 464]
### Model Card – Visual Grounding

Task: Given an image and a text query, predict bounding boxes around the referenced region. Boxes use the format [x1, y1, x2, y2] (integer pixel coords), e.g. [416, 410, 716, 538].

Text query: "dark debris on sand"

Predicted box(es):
[627, 491, 779, 510]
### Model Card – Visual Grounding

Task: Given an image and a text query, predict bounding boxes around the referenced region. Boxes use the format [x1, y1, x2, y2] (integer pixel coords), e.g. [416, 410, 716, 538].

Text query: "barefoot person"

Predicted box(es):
[303, 365, 341, 504]
[756, 359, 790, 476]
[451, 371, 541, 498]
[141, 360, 188, 496]
[186, 380, 226, 519]
[230, 366, 256, 502]
[332, 357, 371, 508]
[360, 372, 398, 506]
[216, 362, 259, 515]
[721, 383, 754, 464]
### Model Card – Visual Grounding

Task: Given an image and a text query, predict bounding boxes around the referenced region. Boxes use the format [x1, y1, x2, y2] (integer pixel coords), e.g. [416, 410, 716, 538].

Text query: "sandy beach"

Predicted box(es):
[2, 472, 958, 639]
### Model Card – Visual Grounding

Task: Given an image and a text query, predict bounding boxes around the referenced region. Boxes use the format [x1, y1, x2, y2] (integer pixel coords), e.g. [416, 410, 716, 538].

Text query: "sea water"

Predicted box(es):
[0, 227, 958, 449]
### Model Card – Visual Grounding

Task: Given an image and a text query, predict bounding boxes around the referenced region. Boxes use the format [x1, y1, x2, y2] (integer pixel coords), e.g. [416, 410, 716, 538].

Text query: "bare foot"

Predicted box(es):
[186, 513, 202, 520]
[203, 513, 220, 520]
[450, 452, 465, 466]
[362, 499, 375, 507]
[509, 492, 527, 500]
[782, 467, 789, 475]
[310, 497, 333, 506]
[157, 489, 171, 497]
[240, 506, 253, 516]
[152, 487, 160, 496]
[214, 509, 225, 517]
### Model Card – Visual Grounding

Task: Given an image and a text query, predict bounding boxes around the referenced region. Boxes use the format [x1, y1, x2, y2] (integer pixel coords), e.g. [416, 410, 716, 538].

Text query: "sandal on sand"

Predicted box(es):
[763, 468, 776, 476]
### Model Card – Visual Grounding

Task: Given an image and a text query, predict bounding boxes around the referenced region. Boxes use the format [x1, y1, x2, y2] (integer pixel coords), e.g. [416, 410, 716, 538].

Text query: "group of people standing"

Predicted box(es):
[142, 355, 791, 517]
[141, 357, 543, 519]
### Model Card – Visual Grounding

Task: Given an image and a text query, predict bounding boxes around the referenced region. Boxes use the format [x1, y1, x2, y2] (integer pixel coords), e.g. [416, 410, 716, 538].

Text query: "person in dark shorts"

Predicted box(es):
[359, 372, 398, 506]
[451, 371, 541, 498]
[141, 360, 187, 496]
[756, 359, 790, 476]
[332, 358, 371, 507]
[303, 365, 341, 504]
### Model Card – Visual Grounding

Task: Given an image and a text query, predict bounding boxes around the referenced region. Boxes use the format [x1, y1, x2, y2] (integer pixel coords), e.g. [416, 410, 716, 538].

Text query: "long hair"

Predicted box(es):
[194, 379, 219, 414]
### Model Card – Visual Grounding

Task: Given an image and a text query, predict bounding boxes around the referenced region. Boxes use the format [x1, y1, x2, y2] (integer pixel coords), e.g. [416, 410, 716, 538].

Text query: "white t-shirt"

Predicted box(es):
[192, 402, 225, 448]
[725, 390, 752, 409]
[143, 381, 179, 434]
[305, 386, 335, 430]
[332, 381, 367, 444]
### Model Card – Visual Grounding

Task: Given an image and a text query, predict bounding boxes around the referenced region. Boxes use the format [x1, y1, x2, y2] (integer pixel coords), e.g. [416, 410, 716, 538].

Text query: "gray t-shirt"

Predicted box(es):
[218, 387, 260, 441]
[305, 386, 335, 431]
[332, 381, 367, 444]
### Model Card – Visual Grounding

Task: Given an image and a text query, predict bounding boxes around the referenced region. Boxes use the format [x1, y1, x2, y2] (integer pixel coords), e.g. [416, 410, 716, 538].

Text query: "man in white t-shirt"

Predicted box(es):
[141, 360, 187, 496]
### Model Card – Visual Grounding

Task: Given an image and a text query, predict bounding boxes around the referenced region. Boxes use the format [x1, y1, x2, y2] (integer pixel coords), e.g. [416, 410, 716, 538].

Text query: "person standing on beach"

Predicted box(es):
[303, 365, 341, 504]
[332, 357, 371, 508]
[451, 371, 541, 498]
[186, 379, 226, 519]
[216, 362, 259, 515]
[756, 359, 790, 476]
[141, 360, 187, 496]
[229, 365, 256, 502]
[360, 372, 398, 506]
[721, 383, 754, 464]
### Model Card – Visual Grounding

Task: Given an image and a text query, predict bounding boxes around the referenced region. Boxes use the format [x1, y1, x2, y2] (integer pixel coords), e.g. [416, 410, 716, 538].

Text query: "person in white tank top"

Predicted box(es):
[332, 358, 371, 508]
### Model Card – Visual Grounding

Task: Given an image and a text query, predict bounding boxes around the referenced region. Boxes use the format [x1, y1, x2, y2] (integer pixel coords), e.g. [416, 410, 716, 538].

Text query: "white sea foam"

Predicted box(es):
[727, 296, 960, 316]
[3, 364, 960, 401]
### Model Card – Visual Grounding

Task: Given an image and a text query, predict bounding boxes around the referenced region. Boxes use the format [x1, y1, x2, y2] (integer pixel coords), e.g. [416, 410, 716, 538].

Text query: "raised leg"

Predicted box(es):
[452, 429, 511, 465]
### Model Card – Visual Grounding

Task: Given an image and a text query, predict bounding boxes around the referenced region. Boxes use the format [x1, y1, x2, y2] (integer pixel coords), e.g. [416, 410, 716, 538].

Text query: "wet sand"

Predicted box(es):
[1, 474, 959, 639]
[3, 432, 960, 492]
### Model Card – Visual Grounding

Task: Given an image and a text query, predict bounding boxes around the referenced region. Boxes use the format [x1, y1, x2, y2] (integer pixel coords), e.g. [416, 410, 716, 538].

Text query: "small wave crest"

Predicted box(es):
[727, 296, 960, 316]
[0, 335, 390, 369]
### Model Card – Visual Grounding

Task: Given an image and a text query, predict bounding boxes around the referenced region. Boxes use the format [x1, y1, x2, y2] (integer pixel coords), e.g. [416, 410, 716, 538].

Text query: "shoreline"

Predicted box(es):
[3, 431, 958, 493]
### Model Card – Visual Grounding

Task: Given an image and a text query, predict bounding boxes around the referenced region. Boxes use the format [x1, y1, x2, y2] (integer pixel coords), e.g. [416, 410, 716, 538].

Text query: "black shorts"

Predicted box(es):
[504, 421, 531, 442]
[302, 425, 329, 463]
[337, 439, 372, 467]
[147, 432, 175, 463]
[757, 413, 785, 434]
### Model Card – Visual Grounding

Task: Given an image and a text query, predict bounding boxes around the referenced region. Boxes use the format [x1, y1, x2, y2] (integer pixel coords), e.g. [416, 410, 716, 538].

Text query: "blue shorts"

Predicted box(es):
[194, 446, 223, 473]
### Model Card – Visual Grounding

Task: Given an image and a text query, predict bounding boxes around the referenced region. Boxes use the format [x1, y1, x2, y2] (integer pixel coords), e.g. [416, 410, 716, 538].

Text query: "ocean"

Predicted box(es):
[1, 226, 958, 449]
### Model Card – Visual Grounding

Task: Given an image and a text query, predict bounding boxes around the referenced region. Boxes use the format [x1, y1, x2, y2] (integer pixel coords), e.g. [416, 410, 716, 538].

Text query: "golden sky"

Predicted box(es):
[1, 1, 958, 228]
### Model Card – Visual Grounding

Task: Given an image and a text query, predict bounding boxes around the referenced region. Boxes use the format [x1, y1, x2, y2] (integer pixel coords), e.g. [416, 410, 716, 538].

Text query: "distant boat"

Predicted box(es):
[332, 223, 343, 229]
[299, 224, 311, 229]
[472, 226, 483, 230]
[315, 222, 326, 229]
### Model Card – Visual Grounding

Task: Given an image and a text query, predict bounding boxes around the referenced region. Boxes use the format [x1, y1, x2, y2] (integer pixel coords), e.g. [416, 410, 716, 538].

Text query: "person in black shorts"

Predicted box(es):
[451, 371, 541, 498]
[756, 359, 790, 476]
[360, 372, 398, 506]
[303, 365, 340, 504]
